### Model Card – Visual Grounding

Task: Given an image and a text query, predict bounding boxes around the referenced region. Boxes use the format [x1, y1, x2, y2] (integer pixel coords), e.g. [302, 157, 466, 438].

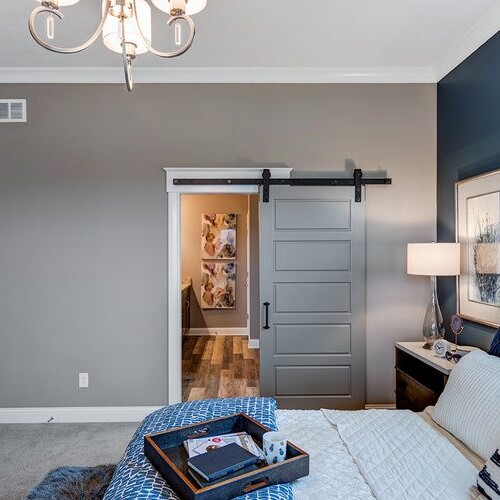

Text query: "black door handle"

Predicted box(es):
[263, 302, 270, 330]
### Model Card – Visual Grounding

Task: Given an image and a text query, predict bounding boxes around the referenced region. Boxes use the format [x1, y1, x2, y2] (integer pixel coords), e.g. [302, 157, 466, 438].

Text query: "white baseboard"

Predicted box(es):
[364, 403, 397, 410]
[186, 328, 248, 336]
[0, 406, 163, 424]
[1, 402, 394, 423]
[248, 339, 260, 349]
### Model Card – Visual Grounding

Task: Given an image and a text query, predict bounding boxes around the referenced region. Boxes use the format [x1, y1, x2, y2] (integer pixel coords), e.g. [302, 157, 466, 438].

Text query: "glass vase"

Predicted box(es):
[422, 275, 445, 349]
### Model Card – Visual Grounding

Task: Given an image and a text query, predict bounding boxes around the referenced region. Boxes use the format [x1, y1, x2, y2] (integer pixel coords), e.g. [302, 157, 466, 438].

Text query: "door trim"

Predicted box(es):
[164, 167, 292, 405]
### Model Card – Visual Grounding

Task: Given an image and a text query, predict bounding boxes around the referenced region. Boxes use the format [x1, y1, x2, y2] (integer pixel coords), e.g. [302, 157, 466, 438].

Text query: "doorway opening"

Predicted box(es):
[166, 167, 291, 405]
[180, 193, 260, 401]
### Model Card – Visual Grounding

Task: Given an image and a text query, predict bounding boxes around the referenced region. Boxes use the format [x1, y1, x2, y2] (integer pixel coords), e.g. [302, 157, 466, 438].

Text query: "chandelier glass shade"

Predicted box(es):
[37, 0, 81, 6]
[151, 0, 207, 15]
[29, 0, 205, 92]
[102, 0, 152, 55]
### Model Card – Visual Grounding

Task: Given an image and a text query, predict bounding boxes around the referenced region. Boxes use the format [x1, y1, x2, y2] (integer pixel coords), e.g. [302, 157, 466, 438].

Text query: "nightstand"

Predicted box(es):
[395, 341, 476, 412]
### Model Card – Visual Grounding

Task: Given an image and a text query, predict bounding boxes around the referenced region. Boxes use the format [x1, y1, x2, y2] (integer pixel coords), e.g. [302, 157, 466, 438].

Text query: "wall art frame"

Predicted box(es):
[200, 262, 236, 310]
[201, 213, 237, 260]
[456, 169, 500, 328]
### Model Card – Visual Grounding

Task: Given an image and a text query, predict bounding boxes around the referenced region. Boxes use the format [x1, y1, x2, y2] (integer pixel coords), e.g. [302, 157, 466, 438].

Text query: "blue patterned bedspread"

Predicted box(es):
[104, 397, 293, 500]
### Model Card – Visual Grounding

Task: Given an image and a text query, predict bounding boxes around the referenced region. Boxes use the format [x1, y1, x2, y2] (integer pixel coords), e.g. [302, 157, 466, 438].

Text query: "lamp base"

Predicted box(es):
[422, 275, 445, 349]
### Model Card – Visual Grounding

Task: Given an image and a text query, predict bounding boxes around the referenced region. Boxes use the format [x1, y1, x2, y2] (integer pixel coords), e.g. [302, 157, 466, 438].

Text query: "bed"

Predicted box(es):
[277, 408, 483, 499]
[105, 349, 500, 500]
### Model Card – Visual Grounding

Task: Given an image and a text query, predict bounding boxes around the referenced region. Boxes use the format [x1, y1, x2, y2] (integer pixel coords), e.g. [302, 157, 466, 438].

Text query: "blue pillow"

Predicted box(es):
[489, 328, 500, 357]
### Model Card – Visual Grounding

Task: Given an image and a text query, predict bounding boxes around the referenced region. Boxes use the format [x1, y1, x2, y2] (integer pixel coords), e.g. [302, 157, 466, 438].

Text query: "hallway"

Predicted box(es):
[182, 336, 260, 401]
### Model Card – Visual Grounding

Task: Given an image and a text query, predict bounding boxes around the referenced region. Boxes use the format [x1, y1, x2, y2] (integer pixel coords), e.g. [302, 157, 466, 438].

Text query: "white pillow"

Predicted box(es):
[432, 349, 500, 461]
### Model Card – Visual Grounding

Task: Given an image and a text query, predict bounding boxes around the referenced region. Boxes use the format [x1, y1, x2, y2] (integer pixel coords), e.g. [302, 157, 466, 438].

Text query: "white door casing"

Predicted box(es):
[164, 167, 292, 404]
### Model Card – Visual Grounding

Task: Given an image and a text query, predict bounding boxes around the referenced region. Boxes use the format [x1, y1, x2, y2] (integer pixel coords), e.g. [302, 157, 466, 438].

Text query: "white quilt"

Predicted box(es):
[276, 410, 374, 499]
[277, 409, 482, 499]
[321, 409, 481, 500]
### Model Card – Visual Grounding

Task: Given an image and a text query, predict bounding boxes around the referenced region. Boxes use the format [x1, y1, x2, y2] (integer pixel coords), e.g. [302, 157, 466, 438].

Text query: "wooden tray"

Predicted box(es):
[144, 412, 309, 500]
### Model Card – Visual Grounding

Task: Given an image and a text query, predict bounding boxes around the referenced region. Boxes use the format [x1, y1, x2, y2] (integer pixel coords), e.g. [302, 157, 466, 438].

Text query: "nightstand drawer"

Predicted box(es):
[395, 368, 440, 412]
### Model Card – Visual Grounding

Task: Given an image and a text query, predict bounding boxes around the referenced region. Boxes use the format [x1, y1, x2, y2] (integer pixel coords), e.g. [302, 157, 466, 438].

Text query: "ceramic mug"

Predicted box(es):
[263, 431, 287, 465]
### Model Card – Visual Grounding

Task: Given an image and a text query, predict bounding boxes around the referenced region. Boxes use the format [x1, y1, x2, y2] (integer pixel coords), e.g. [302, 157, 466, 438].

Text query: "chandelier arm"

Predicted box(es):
[28, 0, 112, 54]
[132, 0, 195, 58]
[120, 17, 134, 92]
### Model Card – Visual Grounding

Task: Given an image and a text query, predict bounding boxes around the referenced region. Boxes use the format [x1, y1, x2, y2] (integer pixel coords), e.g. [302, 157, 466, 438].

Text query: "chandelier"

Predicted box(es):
[28, 0, 207, 91]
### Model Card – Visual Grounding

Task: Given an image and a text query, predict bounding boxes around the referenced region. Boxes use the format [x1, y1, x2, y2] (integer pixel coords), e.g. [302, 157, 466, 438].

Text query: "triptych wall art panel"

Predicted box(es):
[456, 170, 500, 327]
[201, 213, 237, 259]
[201, 214, 237, 309]
[200, 262, 237, 309]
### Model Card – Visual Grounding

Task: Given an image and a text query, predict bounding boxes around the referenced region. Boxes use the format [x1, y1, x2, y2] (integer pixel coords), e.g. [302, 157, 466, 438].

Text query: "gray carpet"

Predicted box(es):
[0, 422, 139, 500]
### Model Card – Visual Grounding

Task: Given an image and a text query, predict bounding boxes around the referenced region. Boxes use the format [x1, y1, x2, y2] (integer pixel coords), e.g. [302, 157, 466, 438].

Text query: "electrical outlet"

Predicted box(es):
[79, 372, 89, 388]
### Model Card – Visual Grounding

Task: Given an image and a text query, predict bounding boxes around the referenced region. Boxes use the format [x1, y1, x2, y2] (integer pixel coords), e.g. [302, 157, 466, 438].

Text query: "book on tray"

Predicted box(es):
[183, 432, 264, 484]
[188, 462, 260, 488]
[187, 443, 260, 482]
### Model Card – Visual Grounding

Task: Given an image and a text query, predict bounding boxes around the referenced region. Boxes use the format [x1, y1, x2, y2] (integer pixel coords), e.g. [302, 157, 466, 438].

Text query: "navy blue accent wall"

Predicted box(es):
[437, 32, 500, 350]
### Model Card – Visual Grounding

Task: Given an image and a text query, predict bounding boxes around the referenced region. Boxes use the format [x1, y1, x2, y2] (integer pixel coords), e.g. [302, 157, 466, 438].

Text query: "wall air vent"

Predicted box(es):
[0, 99, 27, 123]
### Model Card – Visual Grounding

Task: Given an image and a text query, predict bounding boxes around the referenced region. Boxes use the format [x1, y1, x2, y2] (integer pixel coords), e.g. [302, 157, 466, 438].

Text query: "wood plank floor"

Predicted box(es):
[182, 336, 260, 401]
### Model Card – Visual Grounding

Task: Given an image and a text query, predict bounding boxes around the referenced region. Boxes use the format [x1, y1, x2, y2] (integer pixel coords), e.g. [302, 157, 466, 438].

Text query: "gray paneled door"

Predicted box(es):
[259, 186, 366, 409]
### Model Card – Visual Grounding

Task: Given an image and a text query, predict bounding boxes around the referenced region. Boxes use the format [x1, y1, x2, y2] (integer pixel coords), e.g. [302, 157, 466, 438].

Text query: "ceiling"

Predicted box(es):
[1, 0, 500, 83]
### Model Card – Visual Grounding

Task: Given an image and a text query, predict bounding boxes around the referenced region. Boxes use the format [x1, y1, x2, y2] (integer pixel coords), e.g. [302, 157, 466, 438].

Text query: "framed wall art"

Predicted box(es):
[200, 262, 236, 309]
[456, 169, 500, 327]
[201, 213, 237, 259]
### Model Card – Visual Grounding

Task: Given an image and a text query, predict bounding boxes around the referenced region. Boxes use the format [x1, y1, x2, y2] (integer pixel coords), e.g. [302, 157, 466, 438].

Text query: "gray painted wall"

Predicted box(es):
[0, 83, 436, 407]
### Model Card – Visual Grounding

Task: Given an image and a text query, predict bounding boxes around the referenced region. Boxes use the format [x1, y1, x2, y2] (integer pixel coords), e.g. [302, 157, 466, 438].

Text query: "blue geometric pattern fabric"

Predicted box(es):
[104, 397, 293, 500]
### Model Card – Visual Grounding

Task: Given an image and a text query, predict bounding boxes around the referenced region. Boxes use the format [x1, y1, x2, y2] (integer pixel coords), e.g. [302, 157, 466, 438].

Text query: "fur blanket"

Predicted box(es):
[28, 465, 116, 499]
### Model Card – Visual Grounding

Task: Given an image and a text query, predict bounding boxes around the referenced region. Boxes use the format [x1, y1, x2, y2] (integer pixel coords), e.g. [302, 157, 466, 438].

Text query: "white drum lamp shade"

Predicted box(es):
[407, 243, 461, 276]
[102, 0, 152, 55]
[407, 242, 461, 349]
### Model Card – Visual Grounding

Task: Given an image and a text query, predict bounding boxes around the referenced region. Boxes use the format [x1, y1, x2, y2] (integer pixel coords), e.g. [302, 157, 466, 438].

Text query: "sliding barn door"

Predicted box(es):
[259, 186, 366, 409]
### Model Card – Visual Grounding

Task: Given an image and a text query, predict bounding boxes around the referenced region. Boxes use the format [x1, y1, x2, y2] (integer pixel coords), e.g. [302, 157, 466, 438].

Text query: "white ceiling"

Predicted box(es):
[1, 0, 500, 83]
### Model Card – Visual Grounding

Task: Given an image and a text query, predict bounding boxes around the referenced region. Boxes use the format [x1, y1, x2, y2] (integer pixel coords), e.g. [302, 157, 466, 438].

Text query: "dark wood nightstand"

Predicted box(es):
[395, 342, 475, 412]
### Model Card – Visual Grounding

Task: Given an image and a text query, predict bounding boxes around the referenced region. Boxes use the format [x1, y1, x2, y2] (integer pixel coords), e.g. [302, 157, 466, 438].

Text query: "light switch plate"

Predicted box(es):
[79, 372, 89, 388]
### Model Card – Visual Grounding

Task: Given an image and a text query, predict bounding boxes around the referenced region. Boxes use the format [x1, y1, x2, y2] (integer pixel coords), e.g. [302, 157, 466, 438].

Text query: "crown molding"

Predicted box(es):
[433, 2, 500, 81]
[0, 66, 436, 84]
[4, 3, 500, 87]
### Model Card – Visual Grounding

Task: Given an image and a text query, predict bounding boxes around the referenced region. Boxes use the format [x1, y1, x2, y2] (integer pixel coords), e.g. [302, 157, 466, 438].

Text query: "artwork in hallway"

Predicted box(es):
[456, 169, 500, 327]
[201, 262, 236, 309]
[201, 213, 237, 259]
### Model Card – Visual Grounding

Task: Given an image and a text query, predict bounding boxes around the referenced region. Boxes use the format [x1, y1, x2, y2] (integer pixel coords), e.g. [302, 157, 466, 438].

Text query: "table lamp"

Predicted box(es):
[407, 243, 461, 349]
